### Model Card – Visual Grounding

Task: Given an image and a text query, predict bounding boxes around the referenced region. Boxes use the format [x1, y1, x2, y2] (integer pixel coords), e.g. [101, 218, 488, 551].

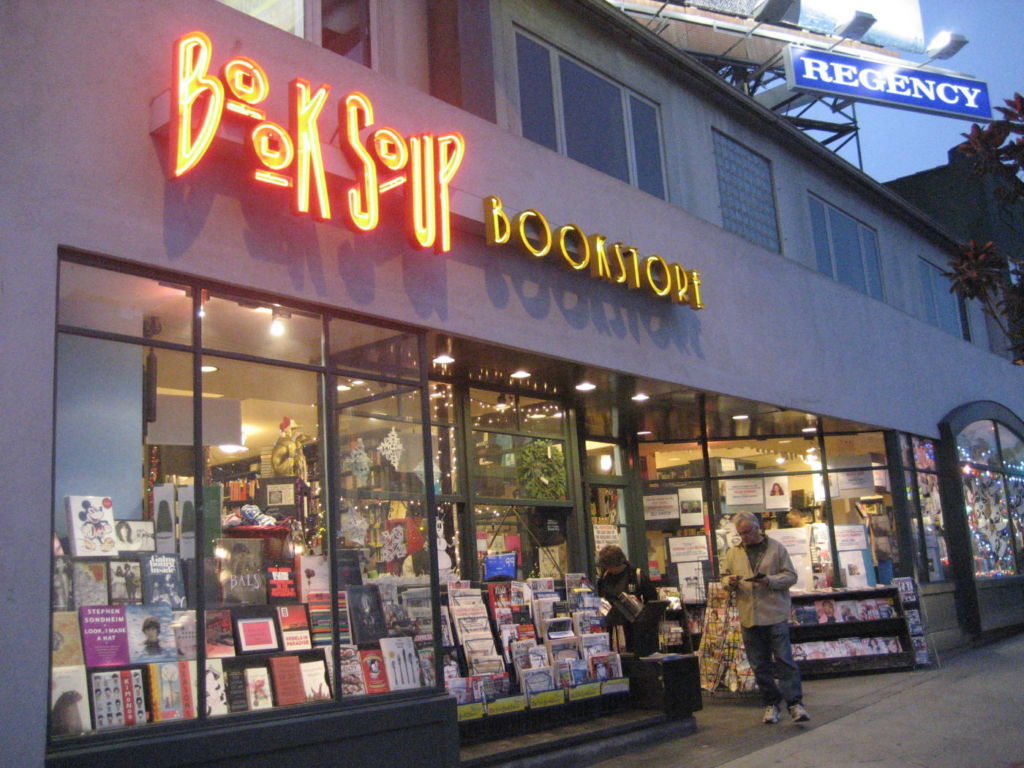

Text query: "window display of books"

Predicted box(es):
[50, 489, 439, 739]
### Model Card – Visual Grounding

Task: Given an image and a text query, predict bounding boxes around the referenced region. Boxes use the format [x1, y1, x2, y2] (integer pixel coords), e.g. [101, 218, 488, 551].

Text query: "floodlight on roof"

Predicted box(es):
[925, 31, 968, 61]
[833, 11, 876, 43]
[752, 0, 799, 25]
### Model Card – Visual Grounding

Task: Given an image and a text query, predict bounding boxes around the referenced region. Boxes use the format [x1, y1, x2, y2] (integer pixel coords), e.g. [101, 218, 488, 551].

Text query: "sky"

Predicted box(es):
[845, 0, 1024, 183]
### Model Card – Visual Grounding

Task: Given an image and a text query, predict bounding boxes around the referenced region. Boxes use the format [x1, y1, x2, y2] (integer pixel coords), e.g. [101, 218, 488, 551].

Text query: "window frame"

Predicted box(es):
[513, 28, 667, 198]
[808, 193, 885, 301]
[918, 255, 969, 340]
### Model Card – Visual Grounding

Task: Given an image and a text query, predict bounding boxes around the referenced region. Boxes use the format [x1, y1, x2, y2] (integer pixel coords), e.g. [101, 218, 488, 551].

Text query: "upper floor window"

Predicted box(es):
[712, 131, 780, 252]
[515, 31, 666, 199]
[918, 257, 968, 340]
[217, 0, 371, 66]
[809, 195, 884, 300]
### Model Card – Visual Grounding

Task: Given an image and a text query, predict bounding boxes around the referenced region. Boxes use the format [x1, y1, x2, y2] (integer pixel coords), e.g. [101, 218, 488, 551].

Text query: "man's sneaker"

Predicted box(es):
[762, 704, 780, 724]
[788, 703, 810, 722]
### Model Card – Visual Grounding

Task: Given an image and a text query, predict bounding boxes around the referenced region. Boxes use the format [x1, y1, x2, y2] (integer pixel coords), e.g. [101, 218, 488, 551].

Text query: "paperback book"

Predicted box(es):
[147, 660, 197, 721]
[79, 605, 130, 668]
[359, 648, 391, 694]
[51, 611, 85, 667]
[140, 553, 187, 609]
[107, 560, 143, 605]
[216, 538, 266, 605]
[380, 636, 421, 690]
[204, 608, 236, 658]
[71, 561, 109, 607]
[348, 585, 387, 646]
[338, 645, 367, 697]
[66, 496, 117, 557]
[276, 603, 313, 651]
[302, 656, 334, 701]
[125, 603, 178, 663]
[265, 560, 298, 604]
[204, 659, 229, 716]
[50, 665, 92, 737]
[244, 666, 274, 710]
[268, 655, 307, 706]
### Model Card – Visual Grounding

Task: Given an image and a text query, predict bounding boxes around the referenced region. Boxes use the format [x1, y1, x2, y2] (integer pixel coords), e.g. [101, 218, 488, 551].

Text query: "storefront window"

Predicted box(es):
[963, 468, 1014, 577]
[589, 486, 627, 560]
[956, 420, 1024, 579]
[473, 505, 569, 580]
[50, 259, 439, 742]
[585, 441, 621, 476]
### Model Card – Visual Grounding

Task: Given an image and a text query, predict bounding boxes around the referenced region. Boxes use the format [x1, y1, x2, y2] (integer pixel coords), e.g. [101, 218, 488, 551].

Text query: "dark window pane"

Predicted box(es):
[860, 227, 883, 300]
[559, 58, 629, 183]
[516, 33, 558, 151]
[809, 197, 832, 277]
[918, 259, 938, 326]
[322, 0, 371, 66]
[829, 207, 866, 293]
[629, 96, 665, 198]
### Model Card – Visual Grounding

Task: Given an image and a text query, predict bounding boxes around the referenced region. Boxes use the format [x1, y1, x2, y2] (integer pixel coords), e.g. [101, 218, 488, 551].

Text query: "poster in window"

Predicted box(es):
[643, 494, 679, 521]
[677, 487, 704, 526]
[724, 478, 764, 506]
[667, 535, 709, 563]
[763, 476, 790, 511]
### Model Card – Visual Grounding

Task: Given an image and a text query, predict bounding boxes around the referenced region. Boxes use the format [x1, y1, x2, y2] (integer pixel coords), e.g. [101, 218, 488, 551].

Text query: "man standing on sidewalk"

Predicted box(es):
[722, 510, 810, 725]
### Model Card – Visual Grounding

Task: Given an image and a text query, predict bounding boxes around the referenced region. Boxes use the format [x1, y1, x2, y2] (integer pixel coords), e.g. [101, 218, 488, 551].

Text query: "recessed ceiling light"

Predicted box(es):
[575, 381, 596, 392]
[637, 430, 652, 436]
[631, 393, 649, 401]
[336, 383, 351, 391]
[351, 380, 365, 386]
[510, 369, 531, 379]
[200, 365, 218, 373]
[432, 353, 455, 365]
[802, 426, 817, 433]
[732, 414, 749, 421]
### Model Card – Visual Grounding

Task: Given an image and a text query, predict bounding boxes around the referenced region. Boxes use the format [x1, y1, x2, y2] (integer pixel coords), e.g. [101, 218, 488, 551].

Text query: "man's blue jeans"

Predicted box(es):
[741, 622, 803, 707]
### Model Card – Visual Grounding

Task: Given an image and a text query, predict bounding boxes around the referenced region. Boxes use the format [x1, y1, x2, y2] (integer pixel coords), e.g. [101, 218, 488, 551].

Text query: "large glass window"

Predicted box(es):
[712, 130, 780, 252]
[899, 435, 949, 582]
[918, 257, 967, 339]
[957, 419, 1024, 578]
[809, 194, 884, 300]
[50, 258, 438, 743]
[216, 0, 371, 66]
[515, 31, 666, 198]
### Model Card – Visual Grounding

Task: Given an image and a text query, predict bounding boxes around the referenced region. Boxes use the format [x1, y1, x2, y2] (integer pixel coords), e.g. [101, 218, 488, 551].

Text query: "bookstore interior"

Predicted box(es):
[49, 255, 1023, 747]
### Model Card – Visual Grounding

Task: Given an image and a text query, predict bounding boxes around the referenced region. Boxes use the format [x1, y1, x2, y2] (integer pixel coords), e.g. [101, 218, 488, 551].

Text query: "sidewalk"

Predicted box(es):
[593, 632, 1024, 768]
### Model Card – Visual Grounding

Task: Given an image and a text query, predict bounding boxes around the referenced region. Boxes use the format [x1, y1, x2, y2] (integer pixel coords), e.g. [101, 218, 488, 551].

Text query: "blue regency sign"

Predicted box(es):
[784, 46, 991, 121]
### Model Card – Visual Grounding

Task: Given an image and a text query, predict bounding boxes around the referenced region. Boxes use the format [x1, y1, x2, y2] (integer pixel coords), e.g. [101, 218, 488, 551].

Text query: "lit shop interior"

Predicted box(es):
[51, 253, 1024, 736]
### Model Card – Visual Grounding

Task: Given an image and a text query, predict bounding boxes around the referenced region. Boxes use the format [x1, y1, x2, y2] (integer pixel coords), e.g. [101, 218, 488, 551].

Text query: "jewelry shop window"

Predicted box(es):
[49, 257, 439, 744]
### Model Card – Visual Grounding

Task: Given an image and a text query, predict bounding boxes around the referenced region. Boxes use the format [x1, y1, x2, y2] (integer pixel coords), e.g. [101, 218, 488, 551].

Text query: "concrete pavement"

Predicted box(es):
[592, 632, 1024, 768]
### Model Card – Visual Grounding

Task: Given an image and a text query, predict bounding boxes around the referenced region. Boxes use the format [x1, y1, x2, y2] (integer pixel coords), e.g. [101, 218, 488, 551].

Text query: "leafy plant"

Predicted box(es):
[950, 93, 1024, 364]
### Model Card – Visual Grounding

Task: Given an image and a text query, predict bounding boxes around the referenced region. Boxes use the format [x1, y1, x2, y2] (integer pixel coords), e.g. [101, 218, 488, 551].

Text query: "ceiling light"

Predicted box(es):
[637, 430, 652, 436]
[732, 414, 749, 421]
[336, 383, 351, 391]
[802, 426, 817, 433]
[807, 446, 817, 453]
[575, 381, 596, 392]
[510, 369, 531, 379]
[269, 308, 288, 337]
[200, 365, 218, 373]
[599, 455, 613, 473]
[775, 456, 786, 464]
[433, 353, 455, 365]
[631, 393, 650, 402]
[351, 379, 365, 386]
[218, 444, 247, 454]
[432, 336, 455, 365]
[495, 393, 511, 411]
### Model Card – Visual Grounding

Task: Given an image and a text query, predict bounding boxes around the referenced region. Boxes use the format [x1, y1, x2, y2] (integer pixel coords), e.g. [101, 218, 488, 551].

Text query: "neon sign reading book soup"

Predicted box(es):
[170, 31, 465, 253]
